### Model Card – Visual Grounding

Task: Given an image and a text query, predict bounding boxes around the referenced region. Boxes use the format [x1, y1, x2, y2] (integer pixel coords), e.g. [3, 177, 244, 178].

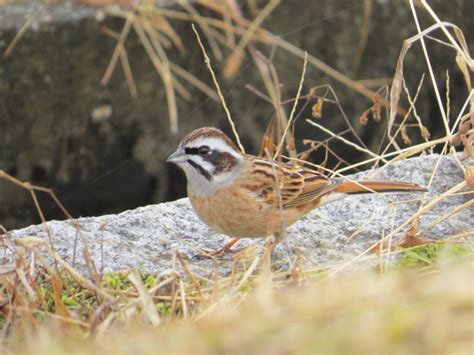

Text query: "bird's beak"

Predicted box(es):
[166, 147, 187, 164]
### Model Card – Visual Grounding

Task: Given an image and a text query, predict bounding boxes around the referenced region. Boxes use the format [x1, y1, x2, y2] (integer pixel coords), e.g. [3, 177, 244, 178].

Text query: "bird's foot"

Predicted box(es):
[194, 238, 242, 259]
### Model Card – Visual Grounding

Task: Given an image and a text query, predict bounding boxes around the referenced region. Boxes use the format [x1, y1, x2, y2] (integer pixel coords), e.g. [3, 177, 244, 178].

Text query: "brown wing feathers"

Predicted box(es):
[248, 157, 425, 210]
[249, 158, 333, 208]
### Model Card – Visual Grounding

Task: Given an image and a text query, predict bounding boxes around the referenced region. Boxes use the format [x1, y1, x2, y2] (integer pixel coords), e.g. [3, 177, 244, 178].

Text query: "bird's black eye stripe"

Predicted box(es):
[185, 147, 199, 155]
[185, 146, 211, 156]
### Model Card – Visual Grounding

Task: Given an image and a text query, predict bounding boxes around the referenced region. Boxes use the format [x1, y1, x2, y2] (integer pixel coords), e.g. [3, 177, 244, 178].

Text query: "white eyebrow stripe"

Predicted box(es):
[187, 137, 243, 161]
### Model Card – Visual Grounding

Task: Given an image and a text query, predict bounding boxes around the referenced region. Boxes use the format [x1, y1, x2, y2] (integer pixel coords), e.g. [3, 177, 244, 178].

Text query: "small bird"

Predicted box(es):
[167, 127, 426, 255]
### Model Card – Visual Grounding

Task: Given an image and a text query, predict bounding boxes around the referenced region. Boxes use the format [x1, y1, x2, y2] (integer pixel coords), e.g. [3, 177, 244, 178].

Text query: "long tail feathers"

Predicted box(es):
[333, 180, 427, 195]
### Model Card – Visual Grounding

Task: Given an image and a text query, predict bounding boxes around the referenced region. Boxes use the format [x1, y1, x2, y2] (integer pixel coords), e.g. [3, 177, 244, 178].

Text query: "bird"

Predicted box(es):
[167, 127, 426, 255]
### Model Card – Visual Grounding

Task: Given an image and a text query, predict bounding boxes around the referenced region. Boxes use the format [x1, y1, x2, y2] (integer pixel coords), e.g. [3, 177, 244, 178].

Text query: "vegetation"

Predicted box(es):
[0, 240, 472, 353]
[1, 0, 473, 353]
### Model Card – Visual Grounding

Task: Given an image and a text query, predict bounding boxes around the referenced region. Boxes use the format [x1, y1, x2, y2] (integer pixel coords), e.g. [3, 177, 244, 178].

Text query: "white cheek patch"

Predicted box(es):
[191, 156, 216, 175]
[174, 155, 215, 175]
[181, 163, 211, 187]
[187, 167, 242, 197]
[183, 157, 243, 197]
[210, 168, 240, 188]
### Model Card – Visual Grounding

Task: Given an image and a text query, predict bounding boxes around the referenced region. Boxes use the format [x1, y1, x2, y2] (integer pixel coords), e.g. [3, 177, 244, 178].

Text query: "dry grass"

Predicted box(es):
[0, 236, 472, 353]
[5, 0, 396, 134]
[1, 0, 473, 353]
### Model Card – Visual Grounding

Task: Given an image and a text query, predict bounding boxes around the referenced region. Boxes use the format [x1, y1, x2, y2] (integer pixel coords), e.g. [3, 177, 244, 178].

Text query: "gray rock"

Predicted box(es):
[8, 154, 473, 275]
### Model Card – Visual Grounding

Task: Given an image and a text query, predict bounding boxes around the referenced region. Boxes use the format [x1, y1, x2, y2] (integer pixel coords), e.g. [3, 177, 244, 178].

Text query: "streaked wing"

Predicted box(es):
[247, 157, 335, 209]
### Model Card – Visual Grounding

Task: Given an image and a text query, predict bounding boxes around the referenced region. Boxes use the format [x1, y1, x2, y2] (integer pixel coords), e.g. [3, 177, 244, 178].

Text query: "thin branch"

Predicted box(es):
[274, 51, 308, 159]
[192, 23, 245, 153]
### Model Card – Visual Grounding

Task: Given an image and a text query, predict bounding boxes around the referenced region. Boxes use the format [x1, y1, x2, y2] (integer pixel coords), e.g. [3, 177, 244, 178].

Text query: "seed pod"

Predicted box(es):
[459, 121, 472, 135]
[311, 98, 324, 119]
[401, 125, 411, 145]
[359, 109, 369, 126]
[450, 134, 462, 146]
[420, 126, 431, 140]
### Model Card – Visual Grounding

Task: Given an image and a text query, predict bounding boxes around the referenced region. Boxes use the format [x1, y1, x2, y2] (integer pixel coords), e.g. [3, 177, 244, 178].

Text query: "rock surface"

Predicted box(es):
[8, 154, 473, 275]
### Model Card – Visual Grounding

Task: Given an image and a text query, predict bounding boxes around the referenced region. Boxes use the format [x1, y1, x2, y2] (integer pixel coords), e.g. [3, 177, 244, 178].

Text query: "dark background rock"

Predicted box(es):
[0, 0, 472, 229]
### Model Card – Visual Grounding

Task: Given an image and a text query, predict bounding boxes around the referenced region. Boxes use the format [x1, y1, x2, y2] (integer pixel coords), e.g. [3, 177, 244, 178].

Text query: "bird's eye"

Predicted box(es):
[198, 145, 210, 155]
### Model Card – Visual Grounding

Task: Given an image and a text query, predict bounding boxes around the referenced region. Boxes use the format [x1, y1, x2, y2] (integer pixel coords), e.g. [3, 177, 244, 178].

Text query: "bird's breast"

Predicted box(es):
[188, 185, 285, 238]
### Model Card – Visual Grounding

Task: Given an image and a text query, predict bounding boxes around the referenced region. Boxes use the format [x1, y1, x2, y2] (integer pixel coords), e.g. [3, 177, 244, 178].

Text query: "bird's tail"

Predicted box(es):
[333, 180, 427, 195]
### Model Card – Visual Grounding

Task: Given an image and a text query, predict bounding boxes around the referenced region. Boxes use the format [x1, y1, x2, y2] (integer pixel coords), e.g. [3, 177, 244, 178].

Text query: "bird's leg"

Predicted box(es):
[272, 230, 286, 249]
[210, 237, 242, 256]
[261, 231, 286, 268]
[264, 230, 285, 254]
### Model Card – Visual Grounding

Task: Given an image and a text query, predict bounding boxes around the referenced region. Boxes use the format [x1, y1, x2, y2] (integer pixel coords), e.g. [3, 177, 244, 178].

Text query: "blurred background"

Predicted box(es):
[1, 0, 472, 228]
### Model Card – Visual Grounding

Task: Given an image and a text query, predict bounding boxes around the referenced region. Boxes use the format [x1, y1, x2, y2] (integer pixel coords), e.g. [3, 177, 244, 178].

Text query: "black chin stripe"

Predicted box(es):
[187, 159, 212, 180]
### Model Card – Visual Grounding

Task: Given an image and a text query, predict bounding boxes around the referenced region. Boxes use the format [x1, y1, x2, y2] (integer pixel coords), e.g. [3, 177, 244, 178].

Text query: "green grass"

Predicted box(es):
[398, 242, 472, 268]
